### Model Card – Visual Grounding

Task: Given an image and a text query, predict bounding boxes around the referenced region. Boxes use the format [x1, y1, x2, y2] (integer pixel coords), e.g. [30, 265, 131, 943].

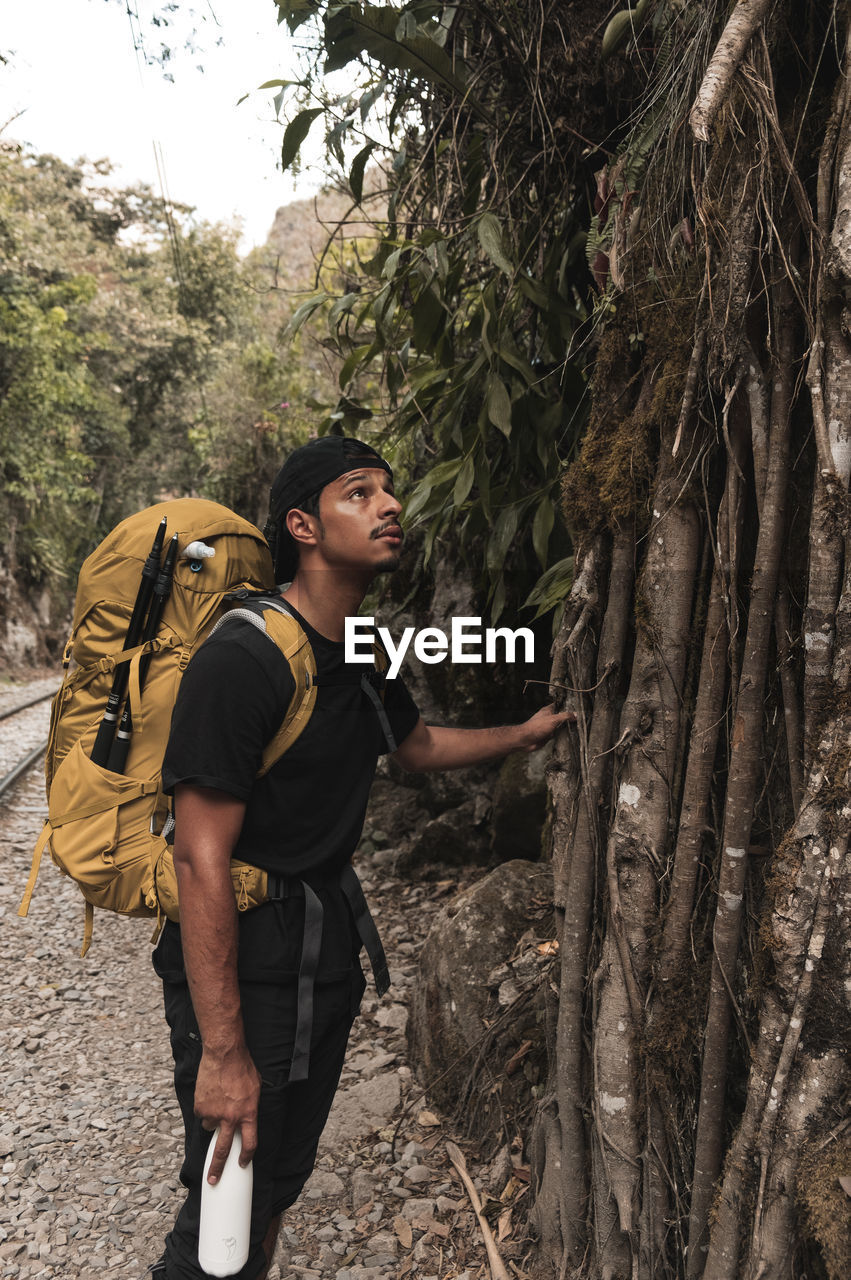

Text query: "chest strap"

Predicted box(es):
[265, 865, 390, 1082]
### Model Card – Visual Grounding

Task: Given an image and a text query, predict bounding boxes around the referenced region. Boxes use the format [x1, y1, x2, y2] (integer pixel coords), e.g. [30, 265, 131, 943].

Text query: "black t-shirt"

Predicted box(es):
[162, 603, 420, 879]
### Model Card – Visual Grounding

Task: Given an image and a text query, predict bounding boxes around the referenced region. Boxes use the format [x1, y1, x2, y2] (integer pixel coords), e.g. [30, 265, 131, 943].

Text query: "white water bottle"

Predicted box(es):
[198, 1127, 253, 1277]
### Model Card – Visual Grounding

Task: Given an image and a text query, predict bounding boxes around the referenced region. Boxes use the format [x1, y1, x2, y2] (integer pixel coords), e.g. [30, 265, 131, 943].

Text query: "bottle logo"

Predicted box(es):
[223, 1237, 237, 1260]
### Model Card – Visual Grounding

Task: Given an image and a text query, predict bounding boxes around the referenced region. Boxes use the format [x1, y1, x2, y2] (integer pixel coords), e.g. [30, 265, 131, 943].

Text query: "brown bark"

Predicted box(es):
[687, 271, 796, 1275]
[531, 534, 607, 1269]
[658, 408, 747, 982]
[775, 585, 803, 814]
[591, 428, 701, 1277]
[537, 528, 635, 1271]
[704, 725, 850, 1278]
[689, 0, 777, 144]
[803, 46, 851, 763]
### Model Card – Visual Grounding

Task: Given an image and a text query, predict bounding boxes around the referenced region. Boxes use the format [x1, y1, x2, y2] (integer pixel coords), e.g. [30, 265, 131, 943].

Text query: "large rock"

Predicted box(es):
[407, 860, 551, 1117]
[395, 798, 490, 877]
[490, 749, 550, 862]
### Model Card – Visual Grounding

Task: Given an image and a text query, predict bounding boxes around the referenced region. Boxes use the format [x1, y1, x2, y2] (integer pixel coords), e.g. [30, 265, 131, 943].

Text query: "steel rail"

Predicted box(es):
[0, 740, 47, 801]
[0, 688, 58, 723]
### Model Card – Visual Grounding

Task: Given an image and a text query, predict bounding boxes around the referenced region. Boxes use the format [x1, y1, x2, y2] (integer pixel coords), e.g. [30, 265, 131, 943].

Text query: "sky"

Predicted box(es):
[1, 0, 328, 252]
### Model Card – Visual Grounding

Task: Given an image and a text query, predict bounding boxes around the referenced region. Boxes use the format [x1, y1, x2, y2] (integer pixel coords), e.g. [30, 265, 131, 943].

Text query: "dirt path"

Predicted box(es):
[1, 680, 509, 1280]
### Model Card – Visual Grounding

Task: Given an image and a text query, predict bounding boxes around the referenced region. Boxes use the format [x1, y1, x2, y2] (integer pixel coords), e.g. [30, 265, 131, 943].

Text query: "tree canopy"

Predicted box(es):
[0, 142, 323, 601]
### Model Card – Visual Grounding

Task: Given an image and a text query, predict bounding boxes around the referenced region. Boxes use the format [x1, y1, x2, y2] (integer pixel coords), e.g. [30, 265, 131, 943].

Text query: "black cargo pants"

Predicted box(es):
[152, 889, 366, 1280]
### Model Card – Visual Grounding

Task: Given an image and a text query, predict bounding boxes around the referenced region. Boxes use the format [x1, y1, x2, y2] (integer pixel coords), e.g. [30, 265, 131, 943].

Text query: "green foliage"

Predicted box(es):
[271, 1, 594, 622]
[0, 145, 311, 590]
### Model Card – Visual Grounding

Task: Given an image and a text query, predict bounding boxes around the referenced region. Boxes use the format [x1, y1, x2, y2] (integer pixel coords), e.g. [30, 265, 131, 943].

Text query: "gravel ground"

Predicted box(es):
[1, 679, 518, 1280]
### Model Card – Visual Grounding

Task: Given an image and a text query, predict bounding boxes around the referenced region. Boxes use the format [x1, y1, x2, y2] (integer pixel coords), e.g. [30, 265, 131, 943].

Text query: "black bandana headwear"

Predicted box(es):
[264, 436, 393, 582]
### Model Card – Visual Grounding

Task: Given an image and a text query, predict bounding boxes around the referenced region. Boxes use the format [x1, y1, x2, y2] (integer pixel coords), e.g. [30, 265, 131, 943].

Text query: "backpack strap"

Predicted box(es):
[18, 822, 52, 920]
[210, 597, 318, 776]
[258, 603, 318, 775]
[213, 597, 397, 766]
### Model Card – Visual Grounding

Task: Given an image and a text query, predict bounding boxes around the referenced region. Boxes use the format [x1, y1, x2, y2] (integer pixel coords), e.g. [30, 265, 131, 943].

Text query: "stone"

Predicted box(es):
[304, 1169, 345, 1200]
[490, 750, 549, 862]
[395, 801, 489, 876]
[374, 1005, 408, 1033]
[484, 1144, 513, 1192]
[350, 1168, 375, 1209]
[400, 1198, 437, 1221]
[407, 860, 550, 1110]
[320, 1073, 402, 1147]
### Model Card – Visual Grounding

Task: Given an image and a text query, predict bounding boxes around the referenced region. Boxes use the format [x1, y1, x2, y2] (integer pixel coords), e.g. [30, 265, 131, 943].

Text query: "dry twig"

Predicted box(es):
[446, 1141, 511, 1280]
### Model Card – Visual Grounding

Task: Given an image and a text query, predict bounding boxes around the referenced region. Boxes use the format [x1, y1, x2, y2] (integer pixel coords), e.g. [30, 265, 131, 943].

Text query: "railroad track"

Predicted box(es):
[0, 687, 57, 801]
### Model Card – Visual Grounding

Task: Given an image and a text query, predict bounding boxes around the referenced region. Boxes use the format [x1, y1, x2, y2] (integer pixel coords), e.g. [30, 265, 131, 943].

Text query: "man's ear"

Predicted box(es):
[285, 507, 321, 549]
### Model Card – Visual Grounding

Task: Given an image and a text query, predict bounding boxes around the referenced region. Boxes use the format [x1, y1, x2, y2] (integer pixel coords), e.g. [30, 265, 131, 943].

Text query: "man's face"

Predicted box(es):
[292, 465, 404, 575]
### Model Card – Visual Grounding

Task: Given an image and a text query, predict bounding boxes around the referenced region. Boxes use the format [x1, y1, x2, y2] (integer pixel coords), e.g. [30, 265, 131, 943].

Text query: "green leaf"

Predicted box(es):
[349, 142, 376, 204]
[487, 373, 512, 437]
[395, 11, 417, 39]
[324, 5, 487, 120]
[424, 456, 464, 487]
[424, 511, 443, 565]
[602, 0, 652, 61]
[286, 292, 329, 336]
[328, 291, 360, 329]
[477, 212, 513, 276]
[382, 247, 405, 280]
[475, 457, 492, 520]
[338, 343, 374, 390]
[517, 274, 549, 309]
[412, 285, 443, 349]
[258, 78, 300, 89]
[523, 557, 575, 620]
[404, 455, 462, 523]
[490, 575, 506, 625]
[453, 454, 475, 507]
[487, 505, 520, 575]
[532, 496, 555, 568]
[281, 107, 324, 173]
[328, 117, 352, 166]
[426, 237, 450, 281]
[335, 395, 373, 421]
[495, 337, 535, 385]
[276, 1, 319, 34]
[359, 78, 387, 121]
[479, 284, 496, 359]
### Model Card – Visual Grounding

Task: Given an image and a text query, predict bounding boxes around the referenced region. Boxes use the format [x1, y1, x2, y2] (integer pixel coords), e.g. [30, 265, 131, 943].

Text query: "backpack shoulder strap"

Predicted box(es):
[212, 597, 317, 777]
[258, 601, 318, 775]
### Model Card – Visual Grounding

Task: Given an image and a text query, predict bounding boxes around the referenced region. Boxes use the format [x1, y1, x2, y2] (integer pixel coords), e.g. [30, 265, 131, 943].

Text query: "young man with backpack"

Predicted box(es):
[149, 436, 572, 1279]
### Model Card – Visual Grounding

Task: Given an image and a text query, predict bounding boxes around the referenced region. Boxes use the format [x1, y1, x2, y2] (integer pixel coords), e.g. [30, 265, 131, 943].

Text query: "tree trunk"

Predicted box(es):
[687, 265, 796, 1272]
[527, 4, 850, 1277]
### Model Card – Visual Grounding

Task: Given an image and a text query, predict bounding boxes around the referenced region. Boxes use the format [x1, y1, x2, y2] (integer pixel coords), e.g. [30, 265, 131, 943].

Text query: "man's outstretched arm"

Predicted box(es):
[392, 703, 574, 773]
[172, 783, 260, 1184]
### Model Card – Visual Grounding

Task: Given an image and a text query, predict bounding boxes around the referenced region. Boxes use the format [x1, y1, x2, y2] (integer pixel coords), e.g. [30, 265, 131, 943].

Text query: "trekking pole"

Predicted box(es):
[90, 517, 167, 768]
[106, 533, 179, 775]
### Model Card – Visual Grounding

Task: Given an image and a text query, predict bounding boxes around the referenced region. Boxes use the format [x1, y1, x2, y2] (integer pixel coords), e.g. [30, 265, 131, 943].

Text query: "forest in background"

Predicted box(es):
[0, 141, 347, 649]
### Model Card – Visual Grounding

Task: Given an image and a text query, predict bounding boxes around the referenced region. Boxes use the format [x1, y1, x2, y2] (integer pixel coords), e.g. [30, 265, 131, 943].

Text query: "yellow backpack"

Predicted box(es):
[18, 497, 329, 954]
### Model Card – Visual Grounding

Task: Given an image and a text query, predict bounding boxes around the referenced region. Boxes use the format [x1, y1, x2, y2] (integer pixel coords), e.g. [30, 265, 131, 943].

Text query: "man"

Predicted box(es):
[150, 436, 571, 1279]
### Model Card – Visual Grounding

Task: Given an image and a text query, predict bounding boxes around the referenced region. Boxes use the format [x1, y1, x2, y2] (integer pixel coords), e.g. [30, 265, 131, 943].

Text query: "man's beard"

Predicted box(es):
[373, 553, 401, 575]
